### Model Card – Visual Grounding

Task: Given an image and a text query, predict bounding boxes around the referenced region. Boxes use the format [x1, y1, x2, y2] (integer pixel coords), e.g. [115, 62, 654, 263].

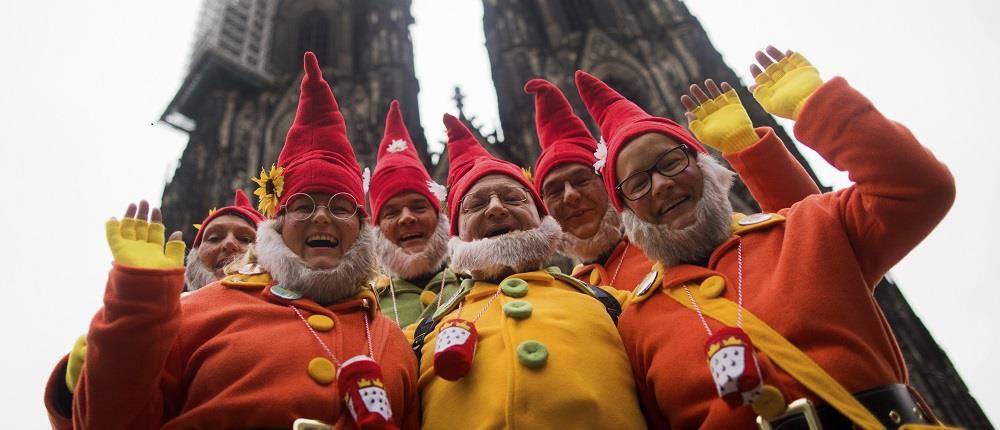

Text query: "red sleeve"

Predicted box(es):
[73, 263, 186, 430]
[618, 308, 671, 429]
[793, 77, 956, 284]
[725, 128, 821, 212]
[43, 355, 73, 430]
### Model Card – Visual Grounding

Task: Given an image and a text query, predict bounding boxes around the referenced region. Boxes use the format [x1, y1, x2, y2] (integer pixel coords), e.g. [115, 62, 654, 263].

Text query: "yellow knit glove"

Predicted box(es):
[106, 217, 185, 268]
[752, 52, 824, 120]
[688, 89, 759, 154]
[65, 335, 86, 392]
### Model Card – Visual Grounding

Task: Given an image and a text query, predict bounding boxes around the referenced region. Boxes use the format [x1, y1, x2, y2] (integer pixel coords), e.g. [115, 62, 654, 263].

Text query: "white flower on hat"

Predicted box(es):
[427, 180, 447, 202]
[387, 138, 408, 153]
[362, 167, 371, 194]
[593, 137, 608, 174]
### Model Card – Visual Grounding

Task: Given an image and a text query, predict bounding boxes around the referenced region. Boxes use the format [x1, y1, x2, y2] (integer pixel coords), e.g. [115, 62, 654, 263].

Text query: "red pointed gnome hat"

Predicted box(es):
[443, 113, 546, 235]
[369, 100, 442, 222]
[524, 78, 600, 194]
[193, 189, 265, 247]
[263, 51, 366, 218]
[574, 70, 706, 211]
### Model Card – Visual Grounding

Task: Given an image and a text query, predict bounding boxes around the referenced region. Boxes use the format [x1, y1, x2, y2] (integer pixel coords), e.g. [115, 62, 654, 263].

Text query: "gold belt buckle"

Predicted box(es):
[293, 418, 333, 430]
[757, 398, 823, 430]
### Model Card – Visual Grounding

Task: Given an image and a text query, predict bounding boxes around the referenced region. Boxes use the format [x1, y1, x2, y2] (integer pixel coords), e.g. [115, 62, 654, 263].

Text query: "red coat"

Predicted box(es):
[617, 78, 955, 429]
[573, 128, 821, 291]
[73, 264, 419, 429]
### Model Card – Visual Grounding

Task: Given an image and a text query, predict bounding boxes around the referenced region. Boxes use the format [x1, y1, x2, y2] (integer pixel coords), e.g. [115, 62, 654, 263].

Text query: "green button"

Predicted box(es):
[517, 340, 548, 369]
[500, 278, 529, 297]
[503, 301, 533, 319]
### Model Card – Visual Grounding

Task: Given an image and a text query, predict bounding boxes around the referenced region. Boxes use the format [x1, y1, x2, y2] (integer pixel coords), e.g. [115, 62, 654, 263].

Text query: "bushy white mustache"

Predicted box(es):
[449, 216, 562, 280]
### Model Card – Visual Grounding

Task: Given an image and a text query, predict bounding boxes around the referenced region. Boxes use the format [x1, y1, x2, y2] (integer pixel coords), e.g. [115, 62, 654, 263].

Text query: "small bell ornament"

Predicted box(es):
[433, 319, 478, 381]
[338, 355, 397, 430]
[705, 326, 763, 408]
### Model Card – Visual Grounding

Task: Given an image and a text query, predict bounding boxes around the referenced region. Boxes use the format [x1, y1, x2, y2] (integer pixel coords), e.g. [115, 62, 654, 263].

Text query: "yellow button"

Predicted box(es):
[699, 276, 725, 298]
[308, 314, 335, 332]
[308, 357, 336, 384]
[751, 385, 787, 420]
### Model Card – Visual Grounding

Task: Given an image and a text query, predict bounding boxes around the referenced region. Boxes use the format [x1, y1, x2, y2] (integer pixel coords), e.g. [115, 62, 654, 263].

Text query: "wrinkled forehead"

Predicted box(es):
[204, 214, 257, 233]
[465, 174, 528, 196]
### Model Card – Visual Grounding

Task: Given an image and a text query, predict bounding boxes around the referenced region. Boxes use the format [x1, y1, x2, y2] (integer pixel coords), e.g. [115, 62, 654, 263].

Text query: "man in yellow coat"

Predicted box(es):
[411, 113, 645, 429]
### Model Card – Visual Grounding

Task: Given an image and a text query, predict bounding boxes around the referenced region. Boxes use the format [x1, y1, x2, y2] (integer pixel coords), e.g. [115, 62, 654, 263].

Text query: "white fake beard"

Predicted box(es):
[449, 216, 562, 280]
[622, 153, 735, 267]
[374, 214, 450, 279]
[255, 219, 377, 305]
[184, 247, 221, 291]
[558, 204, 625, 263]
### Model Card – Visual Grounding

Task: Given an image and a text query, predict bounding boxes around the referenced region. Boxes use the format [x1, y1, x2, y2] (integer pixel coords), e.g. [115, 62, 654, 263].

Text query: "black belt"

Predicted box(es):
[770, 384, 932, 430]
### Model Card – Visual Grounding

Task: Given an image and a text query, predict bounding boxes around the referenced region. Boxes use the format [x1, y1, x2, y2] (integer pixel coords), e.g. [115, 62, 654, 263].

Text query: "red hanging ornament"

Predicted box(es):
[338, 355, 398, 430]
[433, 319, 478, 381]
[704, 326, 763, 408]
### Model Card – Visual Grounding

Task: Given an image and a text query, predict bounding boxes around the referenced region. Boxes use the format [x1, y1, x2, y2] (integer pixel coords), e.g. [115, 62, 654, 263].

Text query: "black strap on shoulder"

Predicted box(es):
[411, 313, 439, 363]
[586, 285, 622, 326]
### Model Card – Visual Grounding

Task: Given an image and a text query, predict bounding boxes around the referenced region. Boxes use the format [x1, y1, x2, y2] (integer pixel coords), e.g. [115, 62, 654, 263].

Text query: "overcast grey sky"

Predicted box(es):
[0, 0, 995, 425]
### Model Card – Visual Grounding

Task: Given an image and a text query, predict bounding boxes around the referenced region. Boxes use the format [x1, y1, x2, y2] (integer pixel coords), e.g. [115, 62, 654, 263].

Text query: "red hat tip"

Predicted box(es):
[303, 52, 320, 79]
[234, 189, 251, 208]
[523, 78, 550, 94]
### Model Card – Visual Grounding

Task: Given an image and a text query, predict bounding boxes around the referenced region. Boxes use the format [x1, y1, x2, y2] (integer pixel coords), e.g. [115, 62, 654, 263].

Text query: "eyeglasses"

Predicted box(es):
[541, 173, 602, 202]
[460, 187, 531, 214]
[281, 192, 360, 221]
[616, 146, 691, 201]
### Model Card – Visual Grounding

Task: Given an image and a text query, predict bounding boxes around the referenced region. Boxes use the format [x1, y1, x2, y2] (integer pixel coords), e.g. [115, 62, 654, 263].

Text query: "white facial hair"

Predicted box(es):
[374, 213, 450, 279]
[449, 215, 562, 280]
[558, 204, 625, 263]
[184, 246, 221, 291]
[622, 153, 735, 267]
[255, 218, 377, 305]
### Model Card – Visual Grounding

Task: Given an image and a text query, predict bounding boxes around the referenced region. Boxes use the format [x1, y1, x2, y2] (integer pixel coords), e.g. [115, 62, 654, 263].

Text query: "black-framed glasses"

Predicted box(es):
[616, 146, 691, 201]
[281, 192, 360, 221]
[460, 187, 530, 214]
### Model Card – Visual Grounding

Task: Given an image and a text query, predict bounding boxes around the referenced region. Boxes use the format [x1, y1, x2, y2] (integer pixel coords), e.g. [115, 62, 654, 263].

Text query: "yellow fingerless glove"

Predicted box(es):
[688, 89, 759, 154]
[752, 52, 824, 120]
[65, 335, 86, 392]
[105, 217, 186, 268]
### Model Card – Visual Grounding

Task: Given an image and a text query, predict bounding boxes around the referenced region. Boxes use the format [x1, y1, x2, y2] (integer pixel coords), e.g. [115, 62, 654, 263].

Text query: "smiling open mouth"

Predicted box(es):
[399, 232, 425, 244]
[306, 234, 339, 248]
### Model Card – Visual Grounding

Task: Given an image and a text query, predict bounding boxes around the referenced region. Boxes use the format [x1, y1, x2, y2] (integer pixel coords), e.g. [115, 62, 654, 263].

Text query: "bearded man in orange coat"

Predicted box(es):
[577, 46, 956, 429]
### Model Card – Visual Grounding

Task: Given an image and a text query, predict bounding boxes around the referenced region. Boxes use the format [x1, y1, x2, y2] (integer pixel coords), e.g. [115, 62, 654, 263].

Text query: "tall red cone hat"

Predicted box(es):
[443, 113, 545, 235]
[574, 70, 705, 211]
[369, 100, 442, 222]
[524, 78, 600, 194]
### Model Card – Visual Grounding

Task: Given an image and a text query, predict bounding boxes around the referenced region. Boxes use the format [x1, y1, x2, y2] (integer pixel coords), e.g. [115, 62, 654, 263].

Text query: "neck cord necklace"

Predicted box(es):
[290, 301, 374, 365]
[387, 277, 401, 327]
[432, 283, 504, 381]
[609, 243, 629, 288]
[291, 300, 398, 428]
[680, 238, 764, 409]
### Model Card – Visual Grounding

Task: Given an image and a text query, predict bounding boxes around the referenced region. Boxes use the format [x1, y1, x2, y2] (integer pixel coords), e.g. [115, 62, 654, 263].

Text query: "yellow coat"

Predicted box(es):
[416, 269, 645, 429]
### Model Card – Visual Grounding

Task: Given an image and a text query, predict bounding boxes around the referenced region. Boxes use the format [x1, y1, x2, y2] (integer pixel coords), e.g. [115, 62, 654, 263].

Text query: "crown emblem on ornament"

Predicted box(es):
[357, 378, 385, 388]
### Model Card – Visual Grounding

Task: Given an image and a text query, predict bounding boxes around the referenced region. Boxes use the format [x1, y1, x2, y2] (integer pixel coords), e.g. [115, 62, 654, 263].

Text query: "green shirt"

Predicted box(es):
[377, 268, 462, 328]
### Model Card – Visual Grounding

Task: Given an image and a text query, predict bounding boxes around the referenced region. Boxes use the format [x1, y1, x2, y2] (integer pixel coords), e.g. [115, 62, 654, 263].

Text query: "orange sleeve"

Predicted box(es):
[793, 77, 956, 284]
[724, 128, 822, 212]
[43, 355, 73, 430]
[618, 307, 671, 429]
[73, 263, 186, 429]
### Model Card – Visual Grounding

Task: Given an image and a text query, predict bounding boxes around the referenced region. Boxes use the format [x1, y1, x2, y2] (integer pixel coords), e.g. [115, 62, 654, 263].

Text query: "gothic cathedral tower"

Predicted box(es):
[481, 1, 991, 427]
[160, 0, 427, 236]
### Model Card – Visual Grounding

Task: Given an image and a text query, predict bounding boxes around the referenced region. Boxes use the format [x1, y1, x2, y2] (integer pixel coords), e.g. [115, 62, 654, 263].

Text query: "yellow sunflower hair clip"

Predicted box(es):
[252, 164, 285, 217]
[192, 207, 218, 231]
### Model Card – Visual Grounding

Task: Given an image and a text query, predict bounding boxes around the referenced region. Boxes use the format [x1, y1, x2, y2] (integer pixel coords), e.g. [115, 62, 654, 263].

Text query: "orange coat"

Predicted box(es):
[617, 78, 955, 429]
[73, 264, 419, 429]
[573, 129, 821, 291]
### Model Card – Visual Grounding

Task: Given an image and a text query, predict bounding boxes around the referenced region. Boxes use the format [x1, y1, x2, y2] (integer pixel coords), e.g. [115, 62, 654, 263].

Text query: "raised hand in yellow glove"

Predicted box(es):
[106, 200, 185, 269]
[64, 334, 86, 392]
[750, 46, 823, 120]
[681, 79, 759, 154]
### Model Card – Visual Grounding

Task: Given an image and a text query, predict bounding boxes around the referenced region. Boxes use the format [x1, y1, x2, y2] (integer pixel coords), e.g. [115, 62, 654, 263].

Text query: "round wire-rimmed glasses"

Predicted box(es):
[460, 188, 531, 215]
[616, 146, 692, 201]
[281, 192, 360, 221]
